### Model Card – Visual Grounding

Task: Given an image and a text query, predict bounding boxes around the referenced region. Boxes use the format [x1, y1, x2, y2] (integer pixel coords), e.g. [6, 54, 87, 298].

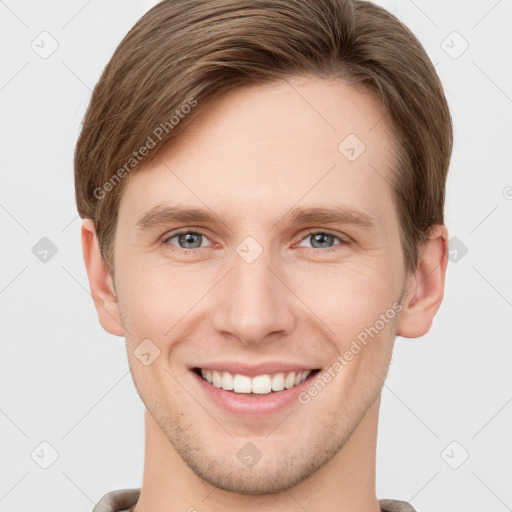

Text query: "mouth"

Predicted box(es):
[192, 367, 322, 396]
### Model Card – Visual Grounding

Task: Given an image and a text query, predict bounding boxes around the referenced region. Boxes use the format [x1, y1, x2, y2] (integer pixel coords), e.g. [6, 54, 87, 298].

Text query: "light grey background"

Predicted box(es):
[1, 1, 511, 511]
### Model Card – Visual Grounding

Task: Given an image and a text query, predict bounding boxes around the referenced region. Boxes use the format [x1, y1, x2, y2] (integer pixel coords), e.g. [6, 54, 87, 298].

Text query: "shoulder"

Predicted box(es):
[378, 498, 419, 512]
[92, 488, 141, 512]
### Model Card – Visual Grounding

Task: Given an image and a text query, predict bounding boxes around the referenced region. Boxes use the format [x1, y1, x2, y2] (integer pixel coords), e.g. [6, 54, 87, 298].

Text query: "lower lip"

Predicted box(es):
[190, 370, 319, 418]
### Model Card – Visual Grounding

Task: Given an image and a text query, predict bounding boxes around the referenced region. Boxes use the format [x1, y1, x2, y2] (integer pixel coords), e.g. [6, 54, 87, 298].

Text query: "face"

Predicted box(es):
[109, 75, 409, 494]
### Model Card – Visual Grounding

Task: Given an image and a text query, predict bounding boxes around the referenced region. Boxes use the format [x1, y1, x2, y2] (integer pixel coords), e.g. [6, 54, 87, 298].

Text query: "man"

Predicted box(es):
[74, 0, 453, 510]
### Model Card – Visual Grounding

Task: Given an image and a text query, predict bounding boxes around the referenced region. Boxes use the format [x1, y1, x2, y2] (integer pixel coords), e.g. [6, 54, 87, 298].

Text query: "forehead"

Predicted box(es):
[119, 75, 398, 229]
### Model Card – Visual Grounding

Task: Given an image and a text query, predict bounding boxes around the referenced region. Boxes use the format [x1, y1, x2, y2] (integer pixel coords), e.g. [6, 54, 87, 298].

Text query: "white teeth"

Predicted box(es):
[199, 368, 313, 395]
[233, 374, 252, 393]
[212, 370, 222, 388]
[271, 372, 285, 391]
[284, 372, 296, 389]
[221, 371, 234, 391]
[251, 375, 272, 394]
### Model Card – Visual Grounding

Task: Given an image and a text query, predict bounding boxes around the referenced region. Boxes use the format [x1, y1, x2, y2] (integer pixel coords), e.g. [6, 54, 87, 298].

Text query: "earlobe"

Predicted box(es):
[81, 219, 124, 337]
[396, 224, 449, 339]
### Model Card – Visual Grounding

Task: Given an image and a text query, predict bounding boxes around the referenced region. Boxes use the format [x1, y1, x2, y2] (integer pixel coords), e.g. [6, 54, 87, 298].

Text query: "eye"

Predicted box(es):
[296, 231, 349, 252]
[163, 230, 213, 250]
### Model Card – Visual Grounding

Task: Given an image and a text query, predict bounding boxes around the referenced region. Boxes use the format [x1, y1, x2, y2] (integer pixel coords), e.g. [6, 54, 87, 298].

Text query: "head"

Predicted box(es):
[76, 0, 452, 496]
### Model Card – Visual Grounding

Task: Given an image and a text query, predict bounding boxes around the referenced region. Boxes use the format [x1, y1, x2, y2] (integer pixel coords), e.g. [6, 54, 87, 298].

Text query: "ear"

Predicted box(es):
[396, 224, 449, 338]
[81, 218, 124, 336]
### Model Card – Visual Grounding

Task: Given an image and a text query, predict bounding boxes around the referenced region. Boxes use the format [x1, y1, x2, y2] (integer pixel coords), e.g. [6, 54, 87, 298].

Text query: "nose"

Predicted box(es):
[211, 249, 296, 346]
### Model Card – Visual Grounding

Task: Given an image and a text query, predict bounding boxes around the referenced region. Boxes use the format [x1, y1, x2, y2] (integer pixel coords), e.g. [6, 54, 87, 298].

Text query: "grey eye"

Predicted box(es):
[298, 232, 342, 249]
[166, 231, 210, 249]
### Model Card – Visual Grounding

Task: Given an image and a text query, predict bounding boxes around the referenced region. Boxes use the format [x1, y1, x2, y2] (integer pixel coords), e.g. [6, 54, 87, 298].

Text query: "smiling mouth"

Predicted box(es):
[192, 367, 321, 396]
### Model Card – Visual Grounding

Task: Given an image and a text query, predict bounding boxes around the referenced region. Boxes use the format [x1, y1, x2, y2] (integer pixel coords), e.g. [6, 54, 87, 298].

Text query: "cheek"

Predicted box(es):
[117, 265, 204, 334]
[293, 259, 400, 338]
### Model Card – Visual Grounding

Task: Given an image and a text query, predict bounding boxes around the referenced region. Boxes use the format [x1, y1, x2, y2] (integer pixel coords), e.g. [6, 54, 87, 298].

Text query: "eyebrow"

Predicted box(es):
[135, 205, 377, 232]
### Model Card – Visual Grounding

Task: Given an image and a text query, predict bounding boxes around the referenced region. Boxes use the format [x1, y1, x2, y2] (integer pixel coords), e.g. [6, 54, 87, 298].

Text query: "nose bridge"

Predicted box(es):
[212, 245, 295, 345]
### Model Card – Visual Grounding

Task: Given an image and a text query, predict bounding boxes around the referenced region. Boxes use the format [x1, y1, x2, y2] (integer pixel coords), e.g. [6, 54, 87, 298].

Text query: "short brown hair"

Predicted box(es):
[74, 0, 453, 275]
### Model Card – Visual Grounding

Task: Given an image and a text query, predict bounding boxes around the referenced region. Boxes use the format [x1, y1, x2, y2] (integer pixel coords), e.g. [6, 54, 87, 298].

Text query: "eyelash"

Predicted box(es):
[161, 229, 349, 255]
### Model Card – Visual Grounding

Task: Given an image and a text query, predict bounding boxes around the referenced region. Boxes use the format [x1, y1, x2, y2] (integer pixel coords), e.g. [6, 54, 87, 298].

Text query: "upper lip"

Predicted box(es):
[190, 361, 321, 378]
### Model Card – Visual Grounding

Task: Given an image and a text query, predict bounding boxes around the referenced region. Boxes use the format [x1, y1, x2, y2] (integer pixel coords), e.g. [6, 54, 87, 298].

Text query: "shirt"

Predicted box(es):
[92, 488, 418, 512]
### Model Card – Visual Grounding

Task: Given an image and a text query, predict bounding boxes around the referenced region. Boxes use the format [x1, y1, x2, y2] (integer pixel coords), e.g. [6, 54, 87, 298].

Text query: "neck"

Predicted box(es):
[133, 396, 382, 512]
